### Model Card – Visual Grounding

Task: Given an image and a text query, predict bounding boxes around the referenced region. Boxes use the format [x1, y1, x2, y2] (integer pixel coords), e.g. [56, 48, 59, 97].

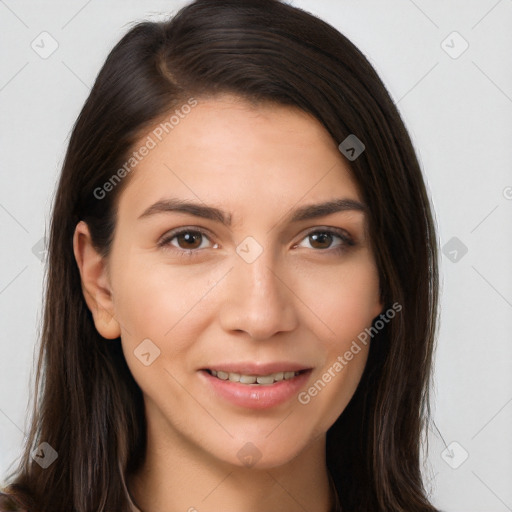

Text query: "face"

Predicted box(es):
[85, 95, 382, 469]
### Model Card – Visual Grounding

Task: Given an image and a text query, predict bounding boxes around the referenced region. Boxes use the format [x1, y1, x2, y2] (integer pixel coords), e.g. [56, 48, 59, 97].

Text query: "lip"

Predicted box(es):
[199, 366, 313, 410]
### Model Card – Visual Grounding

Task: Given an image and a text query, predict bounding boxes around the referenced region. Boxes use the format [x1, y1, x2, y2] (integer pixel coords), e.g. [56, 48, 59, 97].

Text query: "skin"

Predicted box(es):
[74, 95, 383, 512]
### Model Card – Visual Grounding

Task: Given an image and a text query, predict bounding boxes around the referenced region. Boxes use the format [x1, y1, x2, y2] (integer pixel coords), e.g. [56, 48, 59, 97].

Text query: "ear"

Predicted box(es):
[73, 221, 121, 339]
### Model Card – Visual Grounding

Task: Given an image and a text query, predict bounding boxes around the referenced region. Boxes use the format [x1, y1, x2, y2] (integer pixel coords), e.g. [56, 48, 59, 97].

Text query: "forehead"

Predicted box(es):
[117, 96, 361, 220]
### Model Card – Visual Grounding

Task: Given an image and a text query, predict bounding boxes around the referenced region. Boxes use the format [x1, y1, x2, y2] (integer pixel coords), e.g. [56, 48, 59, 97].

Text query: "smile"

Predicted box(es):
[200, 368, 313, 409]
[207, 369, 303, 385]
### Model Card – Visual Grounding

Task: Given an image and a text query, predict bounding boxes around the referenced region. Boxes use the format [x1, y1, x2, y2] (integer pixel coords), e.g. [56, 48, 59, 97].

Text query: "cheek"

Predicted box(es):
[298, 255, 381, 344]
[111, 248, 190, 320]
[108, 257, 214, 410]
[109, 252, 232, 376]
[292, 256, 380, 425]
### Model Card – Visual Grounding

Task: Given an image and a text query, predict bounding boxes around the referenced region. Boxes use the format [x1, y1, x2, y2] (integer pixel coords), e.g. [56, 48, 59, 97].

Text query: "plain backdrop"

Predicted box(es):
[1, 1, 511, 511]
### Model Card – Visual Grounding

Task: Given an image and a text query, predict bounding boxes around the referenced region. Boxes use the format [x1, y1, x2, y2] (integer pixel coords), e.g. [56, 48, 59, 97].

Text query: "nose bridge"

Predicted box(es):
[219, 237, 297, 339]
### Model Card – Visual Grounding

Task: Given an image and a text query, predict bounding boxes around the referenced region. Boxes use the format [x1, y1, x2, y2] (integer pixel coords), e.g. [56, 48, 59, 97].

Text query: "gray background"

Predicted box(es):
[1, 1, 511, 510]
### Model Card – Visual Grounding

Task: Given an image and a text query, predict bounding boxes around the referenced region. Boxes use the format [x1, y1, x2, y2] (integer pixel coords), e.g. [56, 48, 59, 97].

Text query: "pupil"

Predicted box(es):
[178, 232, 201, 249]
[310, 232, 332, 249]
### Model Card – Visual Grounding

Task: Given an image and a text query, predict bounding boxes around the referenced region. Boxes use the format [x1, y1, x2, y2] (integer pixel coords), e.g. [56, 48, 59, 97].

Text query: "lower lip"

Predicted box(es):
[200, 370, 312, 410]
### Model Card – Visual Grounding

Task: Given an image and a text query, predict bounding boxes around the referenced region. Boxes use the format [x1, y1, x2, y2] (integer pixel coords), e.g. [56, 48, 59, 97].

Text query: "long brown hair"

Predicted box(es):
[0, 1, 439, 510]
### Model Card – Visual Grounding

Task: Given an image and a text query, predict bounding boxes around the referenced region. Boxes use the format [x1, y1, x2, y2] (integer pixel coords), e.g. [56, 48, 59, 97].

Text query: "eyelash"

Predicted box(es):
[157, 226, 355, 259]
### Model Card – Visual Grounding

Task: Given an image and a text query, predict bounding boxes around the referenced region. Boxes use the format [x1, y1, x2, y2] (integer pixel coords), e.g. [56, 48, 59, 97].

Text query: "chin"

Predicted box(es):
[205, 433, 312, 471]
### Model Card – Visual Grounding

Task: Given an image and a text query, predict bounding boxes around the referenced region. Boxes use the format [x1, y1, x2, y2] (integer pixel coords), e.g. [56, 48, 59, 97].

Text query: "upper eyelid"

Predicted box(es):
[301, 225, 352, 238]
[159, 226, 214, 243]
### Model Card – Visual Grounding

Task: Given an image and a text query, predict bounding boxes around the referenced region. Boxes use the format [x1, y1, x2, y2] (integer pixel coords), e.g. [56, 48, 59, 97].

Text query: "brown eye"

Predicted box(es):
[308, 232, 335, 249]
[296, 228, 355, 253]
[159, 229, 215, 252]
[174, 231, 204, 249]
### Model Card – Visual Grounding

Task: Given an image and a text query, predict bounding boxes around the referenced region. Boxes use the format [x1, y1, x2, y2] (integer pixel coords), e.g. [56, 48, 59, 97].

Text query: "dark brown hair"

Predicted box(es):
[0, 0, 439, 510]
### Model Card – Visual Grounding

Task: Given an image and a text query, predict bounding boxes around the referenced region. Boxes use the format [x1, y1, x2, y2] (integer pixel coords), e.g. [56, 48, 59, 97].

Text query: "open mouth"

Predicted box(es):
[205, 369, 308, 385]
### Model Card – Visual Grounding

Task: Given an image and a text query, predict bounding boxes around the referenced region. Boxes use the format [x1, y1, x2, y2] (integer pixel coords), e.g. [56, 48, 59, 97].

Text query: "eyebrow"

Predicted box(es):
[138, 197, 366, 226]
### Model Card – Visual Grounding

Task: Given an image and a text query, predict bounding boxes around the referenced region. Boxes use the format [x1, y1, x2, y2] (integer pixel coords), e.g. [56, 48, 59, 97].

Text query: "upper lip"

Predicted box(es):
[200, 362, 312, 375]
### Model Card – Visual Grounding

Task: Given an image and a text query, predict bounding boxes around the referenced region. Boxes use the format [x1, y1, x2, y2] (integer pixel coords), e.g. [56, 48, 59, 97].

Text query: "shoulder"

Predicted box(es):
[0, 492, 28, 512]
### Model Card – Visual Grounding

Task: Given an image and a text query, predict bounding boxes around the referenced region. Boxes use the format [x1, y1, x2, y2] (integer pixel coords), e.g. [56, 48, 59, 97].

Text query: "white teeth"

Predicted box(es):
[208, 369, 301, 385]
[256, 375, 275, 385]
[240, 375, 257, 384]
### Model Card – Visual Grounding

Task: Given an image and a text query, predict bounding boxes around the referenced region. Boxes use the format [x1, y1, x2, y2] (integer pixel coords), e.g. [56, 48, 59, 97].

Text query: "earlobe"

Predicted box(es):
[73, 221, 121, 339]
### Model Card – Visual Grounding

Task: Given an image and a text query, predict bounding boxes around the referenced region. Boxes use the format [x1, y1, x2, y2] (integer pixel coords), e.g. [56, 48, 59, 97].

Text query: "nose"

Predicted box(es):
[218, 245, 298, 340]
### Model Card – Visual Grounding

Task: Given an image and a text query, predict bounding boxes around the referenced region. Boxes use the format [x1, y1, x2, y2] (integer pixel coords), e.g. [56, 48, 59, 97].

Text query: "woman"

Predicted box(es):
[0, 0, 439, 510]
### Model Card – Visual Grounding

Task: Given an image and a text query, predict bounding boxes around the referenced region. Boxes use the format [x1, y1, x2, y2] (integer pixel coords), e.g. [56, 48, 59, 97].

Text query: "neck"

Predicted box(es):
[127, 414, 336, 512]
